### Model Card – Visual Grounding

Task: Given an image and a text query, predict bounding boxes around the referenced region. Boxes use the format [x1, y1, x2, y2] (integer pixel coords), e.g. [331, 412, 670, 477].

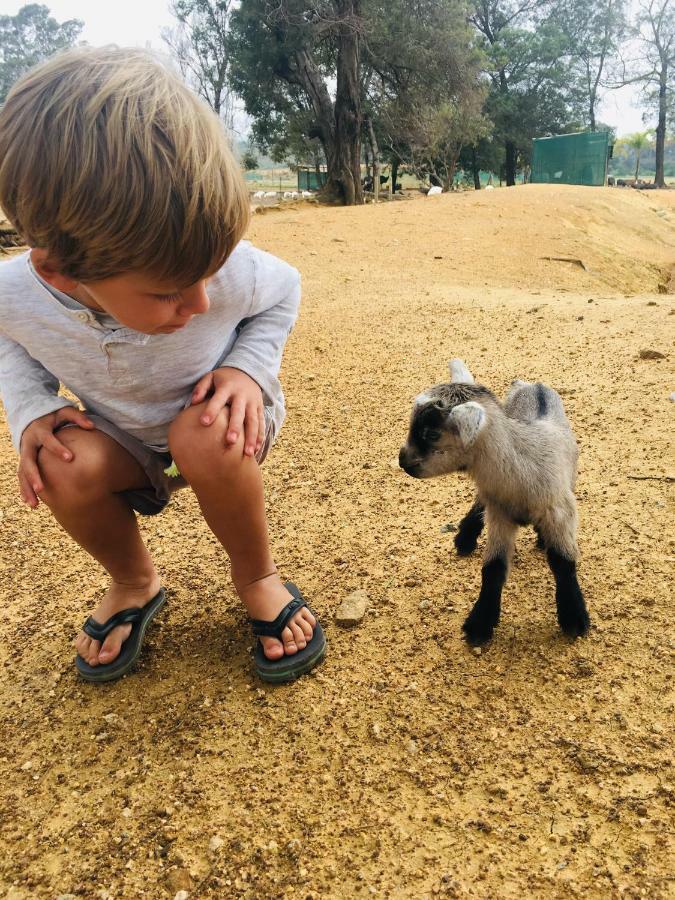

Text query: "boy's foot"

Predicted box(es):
[240, 574, 316, 660]
[74, 577, 162, 667]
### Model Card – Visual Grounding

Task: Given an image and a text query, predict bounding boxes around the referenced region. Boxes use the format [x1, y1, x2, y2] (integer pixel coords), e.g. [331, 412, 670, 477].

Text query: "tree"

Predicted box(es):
[162, 1, 235, 129]
[552, 0, 626, 131]
[229, 0, 364, 205]
[362, 0, 486, 193]
[0, 3, 83, 103]
[620, 129, 653, 180]
[469, 0, 581, 185]
[632, 0, 674, 188]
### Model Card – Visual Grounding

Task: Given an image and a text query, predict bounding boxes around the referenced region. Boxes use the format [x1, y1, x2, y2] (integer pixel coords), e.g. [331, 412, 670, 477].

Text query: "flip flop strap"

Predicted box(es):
[250, 597, 307, 638]
[83, 607, 144, 641]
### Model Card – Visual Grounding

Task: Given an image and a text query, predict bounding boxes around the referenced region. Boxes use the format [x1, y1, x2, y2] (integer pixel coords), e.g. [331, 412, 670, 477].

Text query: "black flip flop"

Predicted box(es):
[75, 588, 166, 683]
[251, 582, 326, 684]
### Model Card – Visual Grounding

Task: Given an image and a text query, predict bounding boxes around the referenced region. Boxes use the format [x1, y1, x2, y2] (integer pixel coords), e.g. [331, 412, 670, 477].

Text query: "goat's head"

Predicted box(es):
[399, 360, 496, 478]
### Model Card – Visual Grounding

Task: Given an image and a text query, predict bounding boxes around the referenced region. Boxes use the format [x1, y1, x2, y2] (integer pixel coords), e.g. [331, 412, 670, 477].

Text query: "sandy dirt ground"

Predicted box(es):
[0, 184, 674, 899]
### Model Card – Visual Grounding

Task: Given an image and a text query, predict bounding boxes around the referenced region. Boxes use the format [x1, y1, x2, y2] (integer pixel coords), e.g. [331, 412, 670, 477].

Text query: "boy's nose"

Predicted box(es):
[178, 282, 210, 316]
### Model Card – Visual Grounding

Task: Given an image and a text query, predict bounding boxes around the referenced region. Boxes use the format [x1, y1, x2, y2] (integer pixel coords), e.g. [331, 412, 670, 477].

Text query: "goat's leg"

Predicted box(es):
[454, 498, 485, 556]
[538, 498, 590, 638]
[533, 525, 545, 550]
[462, 507, 516, 645]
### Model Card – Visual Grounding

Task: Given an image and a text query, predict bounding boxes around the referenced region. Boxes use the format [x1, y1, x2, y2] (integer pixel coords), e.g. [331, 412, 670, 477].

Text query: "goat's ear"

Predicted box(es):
[448, 358, 474, 384]
[448, 401, 486, 447]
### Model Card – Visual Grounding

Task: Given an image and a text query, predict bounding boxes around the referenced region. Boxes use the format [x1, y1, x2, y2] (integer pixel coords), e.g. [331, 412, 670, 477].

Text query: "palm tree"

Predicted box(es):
[620, 130, 654, 182]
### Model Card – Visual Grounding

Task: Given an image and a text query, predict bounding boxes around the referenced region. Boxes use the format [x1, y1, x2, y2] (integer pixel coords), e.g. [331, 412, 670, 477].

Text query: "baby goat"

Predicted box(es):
[399, 359, 590, 645]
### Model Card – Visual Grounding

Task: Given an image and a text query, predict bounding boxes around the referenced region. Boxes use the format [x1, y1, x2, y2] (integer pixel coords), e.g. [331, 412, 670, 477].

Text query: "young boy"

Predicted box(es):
[0, 47, 325, 684]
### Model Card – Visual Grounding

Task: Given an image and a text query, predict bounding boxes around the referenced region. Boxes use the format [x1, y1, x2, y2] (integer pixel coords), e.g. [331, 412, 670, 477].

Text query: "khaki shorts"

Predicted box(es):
[63, 408, 276, 517]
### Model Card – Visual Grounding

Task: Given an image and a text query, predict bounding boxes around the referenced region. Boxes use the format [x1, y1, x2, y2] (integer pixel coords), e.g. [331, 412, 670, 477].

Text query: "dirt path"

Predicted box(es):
[0, 185, 673, 899]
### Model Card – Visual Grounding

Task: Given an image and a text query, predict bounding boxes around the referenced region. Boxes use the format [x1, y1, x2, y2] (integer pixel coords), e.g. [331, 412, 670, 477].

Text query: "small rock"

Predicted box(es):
[639, 348, 666, 360]
[335, 590, 368, 626]
[57, 895, 77, 900]
[404, 576, 419, 588]
[209, 835, 224, 852]
[166, 868, 192, 894]
[418, 599, 431, 610]
[20, 759, 34, 771]
[121, 807, 132, 818]
[406, 739, 418, 755]
[370, 722, 385, 741]
[440, 523, 456, 533]
[669, 393, 675, 402]
[175, 893, 190, 900]
[472, 646, 482, 656]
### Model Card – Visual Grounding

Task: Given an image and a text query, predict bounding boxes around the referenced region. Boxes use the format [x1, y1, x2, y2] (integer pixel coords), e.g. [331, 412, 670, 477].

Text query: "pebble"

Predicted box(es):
[419, 599, 431, 610]
[209, 835, 224, 852]
[638, 348, 666, 359]
[335, 590, 368, 626]
[174, 893, 190, 900]
[669, 393, 675, 402]
[472, 646, 482, 656]
[406, 739, 418, 755]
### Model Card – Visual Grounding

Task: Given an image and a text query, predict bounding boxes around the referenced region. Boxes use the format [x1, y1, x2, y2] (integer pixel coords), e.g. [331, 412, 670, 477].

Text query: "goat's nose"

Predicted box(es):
[398, 446, 407, 469]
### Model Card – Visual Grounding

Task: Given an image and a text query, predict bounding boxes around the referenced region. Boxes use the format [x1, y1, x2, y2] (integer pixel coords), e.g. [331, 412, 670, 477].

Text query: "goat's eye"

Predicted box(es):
[424, 428, 442, 443]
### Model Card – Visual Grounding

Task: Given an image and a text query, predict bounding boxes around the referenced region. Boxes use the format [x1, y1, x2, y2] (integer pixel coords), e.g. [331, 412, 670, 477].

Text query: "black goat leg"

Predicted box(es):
[462, 557, 506, 645]
[454, 499, 485, 556]
[546, 547, 590, 638]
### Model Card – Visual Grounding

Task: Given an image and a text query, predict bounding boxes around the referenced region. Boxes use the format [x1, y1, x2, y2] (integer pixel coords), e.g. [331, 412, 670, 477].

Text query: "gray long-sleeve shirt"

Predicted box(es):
[0, 241, 300, 452]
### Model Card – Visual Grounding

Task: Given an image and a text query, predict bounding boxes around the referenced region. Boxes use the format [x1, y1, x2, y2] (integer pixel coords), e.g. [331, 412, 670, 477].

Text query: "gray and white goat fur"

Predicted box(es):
[399, 359, 590, 645]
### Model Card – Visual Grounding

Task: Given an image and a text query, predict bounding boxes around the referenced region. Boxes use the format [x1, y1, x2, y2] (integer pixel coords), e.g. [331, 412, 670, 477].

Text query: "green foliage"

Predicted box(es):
[364, 0, 486, 186]
[241, 149, 260, 170]
[470, 1, 585, 182]
[0, 3, 83, 103]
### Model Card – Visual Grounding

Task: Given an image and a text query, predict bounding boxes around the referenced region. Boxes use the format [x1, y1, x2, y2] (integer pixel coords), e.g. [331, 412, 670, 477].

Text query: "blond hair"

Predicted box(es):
[0, 46, 250, 285]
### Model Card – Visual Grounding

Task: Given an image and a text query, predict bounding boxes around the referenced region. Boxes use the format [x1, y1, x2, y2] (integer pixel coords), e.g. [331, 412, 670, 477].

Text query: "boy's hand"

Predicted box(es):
[18, 407, 95, 508]
[191, 367, 264, 457]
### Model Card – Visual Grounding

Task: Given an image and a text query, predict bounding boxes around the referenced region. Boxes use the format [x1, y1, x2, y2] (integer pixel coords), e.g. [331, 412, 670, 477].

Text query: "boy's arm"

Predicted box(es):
[0, 331, 76, 451]
[218, 261, 301, 407]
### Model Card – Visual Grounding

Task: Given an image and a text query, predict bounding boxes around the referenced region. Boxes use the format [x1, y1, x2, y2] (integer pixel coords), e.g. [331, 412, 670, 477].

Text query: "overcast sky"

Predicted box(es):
[0, 0, 646, 136]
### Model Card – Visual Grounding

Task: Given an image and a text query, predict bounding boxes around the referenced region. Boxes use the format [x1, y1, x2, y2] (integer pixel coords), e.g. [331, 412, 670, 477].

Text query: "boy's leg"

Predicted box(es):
[36, 428, 161, 667]
[168, 404, 315, 661]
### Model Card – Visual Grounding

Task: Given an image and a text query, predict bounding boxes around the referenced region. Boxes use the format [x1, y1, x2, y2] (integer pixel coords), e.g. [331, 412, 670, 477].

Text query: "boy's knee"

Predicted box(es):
[168, 404, 246, 480]
[37, 430, 111, 501]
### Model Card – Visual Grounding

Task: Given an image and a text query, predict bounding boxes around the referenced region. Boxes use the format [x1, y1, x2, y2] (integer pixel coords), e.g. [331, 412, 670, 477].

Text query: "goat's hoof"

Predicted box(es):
[454, 533, 478, 556]
[462, 614, 496, 646]
[558, 606, 591, 638]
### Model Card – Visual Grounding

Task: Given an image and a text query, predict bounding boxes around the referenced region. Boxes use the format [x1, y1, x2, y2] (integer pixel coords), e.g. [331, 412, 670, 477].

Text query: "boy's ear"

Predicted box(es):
[448, 401, 486, 447]
[30, 248, 79, 293]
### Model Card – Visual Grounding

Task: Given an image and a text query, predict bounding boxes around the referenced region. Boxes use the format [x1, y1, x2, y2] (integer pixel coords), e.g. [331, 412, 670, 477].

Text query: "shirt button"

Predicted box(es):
[77, 312, 89, 322]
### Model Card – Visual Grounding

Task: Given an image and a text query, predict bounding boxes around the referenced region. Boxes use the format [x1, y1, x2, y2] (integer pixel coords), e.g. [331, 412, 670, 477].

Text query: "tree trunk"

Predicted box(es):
[472, 147, 481, 190]
[635, 151, 640, 183]
[321, 0, 363, 205]
[505, 140, 517, 186]
[391, 158, 399, 195]
[654, 62, 667, 188]
[366, 115, 380, 201]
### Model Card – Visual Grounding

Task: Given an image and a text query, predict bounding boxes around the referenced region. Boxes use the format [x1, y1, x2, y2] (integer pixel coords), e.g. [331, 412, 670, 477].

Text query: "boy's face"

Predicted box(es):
[31, 249, 210, 335]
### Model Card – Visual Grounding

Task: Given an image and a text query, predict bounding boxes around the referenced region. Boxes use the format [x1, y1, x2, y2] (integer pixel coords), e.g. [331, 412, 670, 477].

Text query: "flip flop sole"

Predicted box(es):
[75, 590, 166, 683]
[254, 623, 326, 684]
